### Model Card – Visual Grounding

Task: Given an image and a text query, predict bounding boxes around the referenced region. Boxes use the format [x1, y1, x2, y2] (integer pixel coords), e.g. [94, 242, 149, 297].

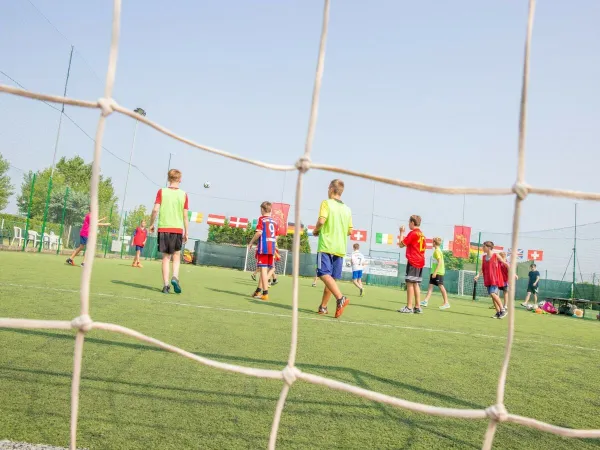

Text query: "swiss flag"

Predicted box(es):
[229, 217, 249, 228]
[207, 214, 226, 226]
[351, 229, 367, 242]
[527, 249, 544, 261]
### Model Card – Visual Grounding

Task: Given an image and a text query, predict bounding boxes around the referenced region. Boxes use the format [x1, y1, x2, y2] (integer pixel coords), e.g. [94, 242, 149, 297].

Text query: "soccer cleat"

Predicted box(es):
[252, 291, 262, 299]
[420, 300, 428, 307]
[498, 309, 507, 319]
[318, 306, 328, 315]
[251, 273, 257, 281]
[492, 312, 500, 319]
[171, 277, 182, 294]
[397, 307, 413, 314]
[137, 263, 143, 268]
[66, 258, 75, 266]
[335, 297, 349, 318]
[132, 262, 137, 267]
[359, 288, 364, 297]
[260, 294, 269, 301]
[162, 285, 171, 294]
[414, 307, 423, 314]
[271, 279, 278, 286]
[439, 304, 451, 310]
[311, 283, 317, 287]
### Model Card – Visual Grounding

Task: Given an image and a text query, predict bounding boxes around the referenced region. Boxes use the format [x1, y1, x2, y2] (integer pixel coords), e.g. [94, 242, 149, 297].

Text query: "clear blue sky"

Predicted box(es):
[1, 1, 599, 278]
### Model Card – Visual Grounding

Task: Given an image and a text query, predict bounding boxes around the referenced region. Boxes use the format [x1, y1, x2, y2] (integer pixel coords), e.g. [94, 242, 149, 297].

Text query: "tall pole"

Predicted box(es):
[56, 187, 69, 255]
[572, 202, 577, 299]
[462, 194, 466, 225]
[368, 181, 375, 256]
[40, 46, 74, 252]
[118, 107, 146, 238]
[166, 152, 175, 186]
[472, 231, 482, 301]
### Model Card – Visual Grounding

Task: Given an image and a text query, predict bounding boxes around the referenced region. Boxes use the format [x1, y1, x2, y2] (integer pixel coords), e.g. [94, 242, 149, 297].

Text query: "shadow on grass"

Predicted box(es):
[111, 280, 159, 292]
[350, 302, 398, 312]
[1, 328, 484, 411]
[205, 287, 251, 299]
[249, 300, 315, 316]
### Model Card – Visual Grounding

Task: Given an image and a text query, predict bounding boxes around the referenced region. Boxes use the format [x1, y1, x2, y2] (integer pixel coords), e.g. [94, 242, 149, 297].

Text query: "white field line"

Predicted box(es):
[1, 282, 599, 353]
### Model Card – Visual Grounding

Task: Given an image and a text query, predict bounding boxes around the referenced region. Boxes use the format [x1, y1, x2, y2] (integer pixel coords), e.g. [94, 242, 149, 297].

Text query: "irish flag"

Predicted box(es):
[187, 211, 203, 223]
[376, 233, 394, 245]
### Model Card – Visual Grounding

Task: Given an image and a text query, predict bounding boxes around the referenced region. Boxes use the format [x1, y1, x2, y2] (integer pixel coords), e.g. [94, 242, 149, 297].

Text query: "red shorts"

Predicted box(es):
[256, 253, 274, 268]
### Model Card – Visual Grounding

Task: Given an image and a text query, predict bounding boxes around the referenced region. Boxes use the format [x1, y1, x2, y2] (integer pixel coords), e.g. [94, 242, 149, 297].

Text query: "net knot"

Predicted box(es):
[485, 404, 508, 422]
[295, 156, 312, 173]
[512, 182, 529, 201]
[71, 314, 93, 332]
[98, 97, 118, 117]
[282, 365, 300, 385]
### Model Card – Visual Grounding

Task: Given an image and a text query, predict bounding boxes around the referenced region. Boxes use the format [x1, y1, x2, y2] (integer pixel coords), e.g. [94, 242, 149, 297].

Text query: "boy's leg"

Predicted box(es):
[440, 284, 450, 306]
[422, 284, 434, 303]
[352, 278, 360, 290]
[162, 254, 171, 287]
[320, 285, 333, 308]
[414, 283, 421, 308]
[171, 251, 182, 293]
[491, 293, 502, 312]
[69, 244, 84, 260]
[522, 292, 531, 306]
[406, 282, 415, 309]
[503, 290, 509, 308]
[260, 267, 269, 297]
[320, 275, 342, 300]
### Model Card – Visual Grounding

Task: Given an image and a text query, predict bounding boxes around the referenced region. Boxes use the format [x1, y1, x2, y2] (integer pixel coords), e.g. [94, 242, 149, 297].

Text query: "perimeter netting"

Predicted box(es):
[1, 1, 600, 449]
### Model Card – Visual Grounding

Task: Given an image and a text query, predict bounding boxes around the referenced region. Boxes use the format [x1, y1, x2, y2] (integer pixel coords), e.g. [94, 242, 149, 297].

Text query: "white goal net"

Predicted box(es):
[458, 270, 489, 298]
[244, 247, 288, 276]
[1, 1, 599, 450]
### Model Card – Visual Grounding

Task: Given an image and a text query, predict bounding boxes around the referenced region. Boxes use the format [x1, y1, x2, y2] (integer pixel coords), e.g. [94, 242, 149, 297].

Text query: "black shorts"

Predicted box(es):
[158, 232, 183, 255]
[527, 285, 538, 294]
[405, 263, 423, 283]
[429, 274, 444, 286]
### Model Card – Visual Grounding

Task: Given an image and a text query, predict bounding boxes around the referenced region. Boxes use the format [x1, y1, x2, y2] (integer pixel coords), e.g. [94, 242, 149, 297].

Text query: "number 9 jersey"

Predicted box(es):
[402, 228, 426, 269]
[256, 216, 278, 255]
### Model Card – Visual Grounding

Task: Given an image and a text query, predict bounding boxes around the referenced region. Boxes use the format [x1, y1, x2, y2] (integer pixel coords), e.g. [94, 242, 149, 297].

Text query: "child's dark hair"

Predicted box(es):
[530, 263, 536, 268]
[260, 201, 272, 213]
[483, 241, 494, 249]
[409, 215, 421, 227]
[353, 243, 359, 250]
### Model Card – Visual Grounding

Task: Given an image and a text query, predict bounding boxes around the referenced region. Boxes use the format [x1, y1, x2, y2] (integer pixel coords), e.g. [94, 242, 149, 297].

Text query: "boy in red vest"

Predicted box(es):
[131, 220, 148, 268]
[149, 169, 189, 294]
[474, 241, 507, 319]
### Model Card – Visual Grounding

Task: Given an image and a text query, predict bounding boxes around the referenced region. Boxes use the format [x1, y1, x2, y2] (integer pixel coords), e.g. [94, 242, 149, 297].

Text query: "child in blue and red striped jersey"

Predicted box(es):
[248, 201, 278, 301]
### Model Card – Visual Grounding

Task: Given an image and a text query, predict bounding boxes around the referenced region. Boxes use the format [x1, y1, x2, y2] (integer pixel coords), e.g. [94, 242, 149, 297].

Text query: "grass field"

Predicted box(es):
[1, 252, 599, 450]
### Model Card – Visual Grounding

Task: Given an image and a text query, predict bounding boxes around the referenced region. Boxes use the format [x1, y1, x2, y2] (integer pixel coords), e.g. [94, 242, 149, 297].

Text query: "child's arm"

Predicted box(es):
[183, 208, 189, 243]
[149, 203, 160, 233]
[398, 225, 406, 248]
[248, 230, 261, 247]
[97, 222, 110, 227]
[312, 217, 325, 237]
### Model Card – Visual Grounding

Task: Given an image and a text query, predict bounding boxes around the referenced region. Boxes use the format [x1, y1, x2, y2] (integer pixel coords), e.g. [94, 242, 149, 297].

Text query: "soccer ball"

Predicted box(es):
[203, 182, 211, 189]
[526, 304, 535, 312]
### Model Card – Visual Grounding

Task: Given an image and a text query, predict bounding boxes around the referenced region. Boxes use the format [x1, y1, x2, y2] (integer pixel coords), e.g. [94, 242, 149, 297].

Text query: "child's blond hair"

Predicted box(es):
[167, 169, 182, 182]
[409, 215, 421, 227]
[432, 237, 442, 247]
[260, 201, 272, 214]
[329, 179, 345, 196]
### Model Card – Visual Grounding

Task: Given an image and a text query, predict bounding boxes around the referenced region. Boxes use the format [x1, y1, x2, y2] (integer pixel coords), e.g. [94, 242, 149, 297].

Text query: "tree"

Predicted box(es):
[0, 153, 14, 211]
[277, 230, 311, 253]
[125, 204, 150, 232]
[443, 250, 464, 270]
[16, 156, 118, 225]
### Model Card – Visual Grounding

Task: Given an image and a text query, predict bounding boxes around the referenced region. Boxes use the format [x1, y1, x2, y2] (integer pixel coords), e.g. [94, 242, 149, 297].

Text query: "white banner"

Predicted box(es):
[342, 255, 399, 277]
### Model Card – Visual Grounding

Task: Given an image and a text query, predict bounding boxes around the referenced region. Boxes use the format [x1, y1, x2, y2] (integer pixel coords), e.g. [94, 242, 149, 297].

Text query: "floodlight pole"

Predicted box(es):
[572, 202, 577, 299]
[118, 107, 146, 239]
[166, 152, 175, 186]
[368, 181, 375, 257]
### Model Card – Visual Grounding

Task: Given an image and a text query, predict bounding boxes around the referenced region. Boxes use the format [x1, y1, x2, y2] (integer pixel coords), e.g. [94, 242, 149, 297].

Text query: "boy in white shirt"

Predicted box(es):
[351, 243, 367, 297]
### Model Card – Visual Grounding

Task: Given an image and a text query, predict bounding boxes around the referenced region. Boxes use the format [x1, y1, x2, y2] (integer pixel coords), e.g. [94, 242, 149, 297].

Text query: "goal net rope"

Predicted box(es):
[1, 1, 599, 449]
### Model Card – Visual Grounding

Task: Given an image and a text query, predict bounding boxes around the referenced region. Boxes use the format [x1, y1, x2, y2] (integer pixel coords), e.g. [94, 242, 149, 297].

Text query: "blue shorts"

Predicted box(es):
[487, 285, 499, 295]
[316, 253, 343, 279]
[80, 236, 88, 246]
[135, 245, 144, 251]
[352, 270, 363, 280]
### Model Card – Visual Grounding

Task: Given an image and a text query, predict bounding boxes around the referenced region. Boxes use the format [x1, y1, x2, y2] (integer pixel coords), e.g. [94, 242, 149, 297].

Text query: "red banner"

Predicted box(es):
[271, 203, 290, 236]
[453, 226, 471, 258]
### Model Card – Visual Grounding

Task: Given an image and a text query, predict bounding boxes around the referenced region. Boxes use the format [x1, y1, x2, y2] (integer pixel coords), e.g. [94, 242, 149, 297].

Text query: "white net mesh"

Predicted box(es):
[458, 270, 489, 298]
[1, 1, 600, 449]
[244, 247, 289, 276]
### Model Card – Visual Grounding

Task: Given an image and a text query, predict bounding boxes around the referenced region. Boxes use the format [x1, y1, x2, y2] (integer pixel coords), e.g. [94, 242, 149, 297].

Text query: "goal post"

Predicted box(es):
[244, 246, 288, 276]
[458, 270, 488, 299]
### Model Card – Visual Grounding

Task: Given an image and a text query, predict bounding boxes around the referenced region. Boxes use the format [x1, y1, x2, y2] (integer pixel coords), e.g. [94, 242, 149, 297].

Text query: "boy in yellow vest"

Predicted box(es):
[313, 179, 353, 318]
[149, 169, 189, 294]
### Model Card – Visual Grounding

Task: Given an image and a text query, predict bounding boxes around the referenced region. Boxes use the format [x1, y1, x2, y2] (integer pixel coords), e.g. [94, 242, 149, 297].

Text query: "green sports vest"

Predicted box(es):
[157, 188, 186, 231]
[318, 199, 352, 257]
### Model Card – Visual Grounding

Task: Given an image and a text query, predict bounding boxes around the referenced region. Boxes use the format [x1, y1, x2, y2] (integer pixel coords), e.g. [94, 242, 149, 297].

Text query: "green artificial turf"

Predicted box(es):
[0, 252, 599, 449]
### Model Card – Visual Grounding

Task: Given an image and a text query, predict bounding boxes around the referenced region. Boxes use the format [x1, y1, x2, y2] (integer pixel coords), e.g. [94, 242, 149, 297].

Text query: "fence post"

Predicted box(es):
[472, 231, 481, 301]
[104, 205, 114, 258]
[22, 173, 37, 252]
[56, 187, 69, 255]
[38, 177, 53, 253]
[120, 211, 128, 259]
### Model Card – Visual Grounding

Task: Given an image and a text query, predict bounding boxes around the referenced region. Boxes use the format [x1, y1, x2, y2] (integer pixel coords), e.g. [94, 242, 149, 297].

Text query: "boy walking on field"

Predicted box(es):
[313, 179, 352, 318]
[149, 169, 189, 294]
[248, 201, 278, 301]
[66, 212, 110, 266]
[398, 215, 426, 314]
[420, 237, 450, 309]
[131, 220, 148, 268]
[474, 241, 507, 319]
